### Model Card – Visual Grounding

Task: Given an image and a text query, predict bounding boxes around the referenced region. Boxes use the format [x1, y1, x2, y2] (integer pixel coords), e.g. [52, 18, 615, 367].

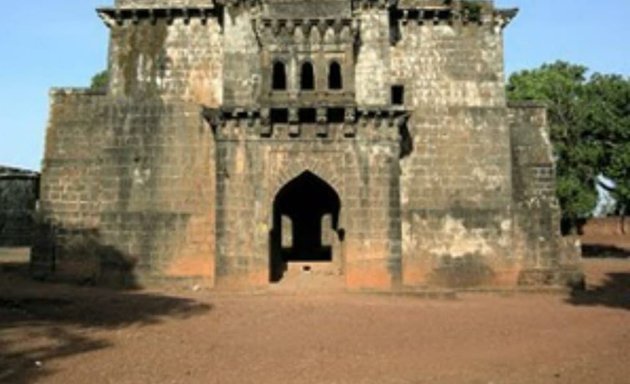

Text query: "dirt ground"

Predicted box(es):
[1, 246, 629, 384]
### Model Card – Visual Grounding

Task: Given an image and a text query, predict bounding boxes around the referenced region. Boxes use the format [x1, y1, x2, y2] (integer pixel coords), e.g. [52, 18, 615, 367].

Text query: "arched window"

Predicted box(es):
[300, 62, 315, 90]
[272, 61, 287, 90]
[328, 61, 343, 90]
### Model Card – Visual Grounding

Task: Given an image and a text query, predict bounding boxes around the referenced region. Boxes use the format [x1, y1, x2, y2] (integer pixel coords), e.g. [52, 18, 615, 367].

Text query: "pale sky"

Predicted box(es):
[0, 0, 628, 171]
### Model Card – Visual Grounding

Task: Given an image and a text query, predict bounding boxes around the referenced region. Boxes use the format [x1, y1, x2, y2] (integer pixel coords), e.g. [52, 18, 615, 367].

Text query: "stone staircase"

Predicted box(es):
[268, 262, 345, 293]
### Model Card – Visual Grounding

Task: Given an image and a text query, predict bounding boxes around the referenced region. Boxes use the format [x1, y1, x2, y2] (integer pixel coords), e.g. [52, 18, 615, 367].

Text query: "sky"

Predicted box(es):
[0, 1, 629, 171]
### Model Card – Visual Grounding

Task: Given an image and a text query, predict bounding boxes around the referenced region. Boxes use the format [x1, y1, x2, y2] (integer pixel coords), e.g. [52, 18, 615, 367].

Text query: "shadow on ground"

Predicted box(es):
[582, 244, 630, 259]
[567, 272, 630, 311]
[0, 261, 212, 383]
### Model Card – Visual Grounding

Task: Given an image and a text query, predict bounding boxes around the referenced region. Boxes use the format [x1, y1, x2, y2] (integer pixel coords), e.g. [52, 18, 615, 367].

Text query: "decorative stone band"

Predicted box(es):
[97, 6, 220, 27]
[351, 0, 395, 10]
[203, 107, 409, 141]
[254, 18, 360, 42]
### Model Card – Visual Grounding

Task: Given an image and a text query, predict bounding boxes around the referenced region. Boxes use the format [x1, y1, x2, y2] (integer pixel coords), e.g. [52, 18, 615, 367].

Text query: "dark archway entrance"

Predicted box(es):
[270, 171, 342, 282]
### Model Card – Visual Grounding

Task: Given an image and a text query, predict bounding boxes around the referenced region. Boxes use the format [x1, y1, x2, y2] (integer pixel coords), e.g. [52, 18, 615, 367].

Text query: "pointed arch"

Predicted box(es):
[272, 61, 287, 90]
[328, 61, 343, 90]
[270, 171, 342, 281]
[273, 171, 341, 231]
[300, 61, 315, 90]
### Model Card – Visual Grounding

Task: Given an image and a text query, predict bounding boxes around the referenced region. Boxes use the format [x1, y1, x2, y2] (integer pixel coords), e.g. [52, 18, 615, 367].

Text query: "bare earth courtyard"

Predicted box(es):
[1, 248, 628, 384]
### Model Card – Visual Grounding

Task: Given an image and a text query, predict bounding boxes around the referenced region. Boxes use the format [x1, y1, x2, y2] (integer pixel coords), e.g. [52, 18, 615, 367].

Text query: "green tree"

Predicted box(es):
[508, 62, 599, 233]
[90, 70, 109, 91]
[507, 62, 630, 233]
[583, 74, 630, 232]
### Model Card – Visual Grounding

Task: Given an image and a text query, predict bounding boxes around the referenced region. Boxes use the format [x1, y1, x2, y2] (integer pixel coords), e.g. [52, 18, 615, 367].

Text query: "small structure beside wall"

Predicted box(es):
[0, 166, 40, 247]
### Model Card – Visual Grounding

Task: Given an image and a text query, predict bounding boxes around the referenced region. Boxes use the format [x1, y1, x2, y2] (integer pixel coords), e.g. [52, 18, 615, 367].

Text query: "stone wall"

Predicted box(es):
[509, 102, 582, 286]
[98, 101, 215, 285]
[390, 14, 505, 108]
[0, 167, 39, 246]
[32, 89, 110, 278]
[388, 15, 515, 288]
[213, 112, 404, 290]
[355, 7, 391, 106]
[399, 107, 515, 287]
[33, 90, 216, 286]
[222, 5, 262, 107]
[107, 14, 223, 107]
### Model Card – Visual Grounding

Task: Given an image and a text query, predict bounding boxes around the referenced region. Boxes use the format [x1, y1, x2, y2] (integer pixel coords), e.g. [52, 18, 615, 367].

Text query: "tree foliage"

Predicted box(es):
[90, 70, 109, 91]
[507, 61, 630, 232]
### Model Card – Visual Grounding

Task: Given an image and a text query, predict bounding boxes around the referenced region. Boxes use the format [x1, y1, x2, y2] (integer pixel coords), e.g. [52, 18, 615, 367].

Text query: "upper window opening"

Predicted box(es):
[301, 62, 315, 90]
[272, 61, 287, 90]
[392, 85, 405, 105]
[328, 61, 343, 90]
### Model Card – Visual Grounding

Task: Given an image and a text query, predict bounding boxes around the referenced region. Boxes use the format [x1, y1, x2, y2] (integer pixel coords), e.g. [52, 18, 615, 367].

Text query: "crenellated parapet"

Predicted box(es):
[254, 18, 359, 46]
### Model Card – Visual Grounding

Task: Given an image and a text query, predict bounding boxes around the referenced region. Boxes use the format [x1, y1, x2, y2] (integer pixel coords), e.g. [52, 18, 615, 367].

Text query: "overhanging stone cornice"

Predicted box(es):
[494, 8, 518, 29]
[97, 6, 220, 27]
[390, 1, 518, 28]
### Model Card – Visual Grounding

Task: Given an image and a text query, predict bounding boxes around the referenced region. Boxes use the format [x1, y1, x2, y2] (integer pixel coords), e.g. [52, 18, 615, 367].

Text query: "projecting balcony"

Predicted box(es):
[265, 89, 355, 108]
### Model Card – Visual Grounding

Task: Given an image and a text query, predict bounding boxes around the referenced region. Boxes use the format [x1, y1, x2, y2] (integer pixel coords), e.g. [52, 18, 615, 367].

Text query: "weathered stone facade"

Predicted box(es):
[33, 0, 582, 290]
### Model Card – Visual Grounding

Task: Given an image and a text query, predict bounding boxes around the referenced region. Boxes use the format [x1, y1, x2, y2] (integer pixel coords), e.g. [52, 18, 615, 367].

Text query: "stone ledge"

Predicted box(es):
[49, 88, 107, 96]
[508, 100, 547, 109]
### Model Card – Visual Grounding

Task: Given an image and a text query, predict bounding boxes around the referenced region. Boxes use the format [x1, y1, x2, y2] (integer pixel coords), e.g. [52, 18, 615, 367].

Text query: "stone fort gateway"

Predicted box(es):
[32, 0, 583, 290]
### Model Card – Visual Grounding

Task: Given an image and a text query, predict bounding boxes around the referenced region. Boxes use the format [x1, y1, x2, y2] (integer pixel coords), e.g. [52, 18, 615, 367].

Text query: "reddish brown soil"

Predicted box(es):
[580, 217, 630, 258]
[1, 249, 629, 384]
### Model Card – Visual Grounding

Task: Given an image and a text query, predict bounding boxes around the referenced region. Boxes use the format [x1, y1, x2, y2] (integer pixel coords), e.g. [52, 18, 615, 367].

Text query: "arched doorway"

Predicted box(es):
[269, 171, 343, 282]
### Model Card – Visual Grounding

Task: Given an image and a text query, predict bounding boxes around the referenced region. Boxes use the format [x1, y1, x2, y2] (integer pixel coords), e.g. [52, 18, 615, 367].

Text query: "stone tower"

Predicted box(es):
[32, 0, 582, 290]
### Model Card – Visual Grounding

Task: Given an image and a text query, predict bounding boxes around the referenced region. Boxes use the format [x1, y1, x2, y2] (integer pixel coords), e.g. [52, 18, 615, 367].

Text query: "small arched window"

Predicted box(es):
[328, 61, 343, 90]
[300, 62, 315, 90]
[272, 61, 287, 90]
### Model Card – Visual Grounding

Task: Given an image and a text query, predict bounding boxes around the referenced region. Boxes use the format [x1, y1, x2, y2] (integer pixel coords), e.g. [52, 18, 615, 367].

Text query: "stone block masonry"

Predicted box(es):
[33, 90, 215, 286]
[34, 0, 582, 290]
